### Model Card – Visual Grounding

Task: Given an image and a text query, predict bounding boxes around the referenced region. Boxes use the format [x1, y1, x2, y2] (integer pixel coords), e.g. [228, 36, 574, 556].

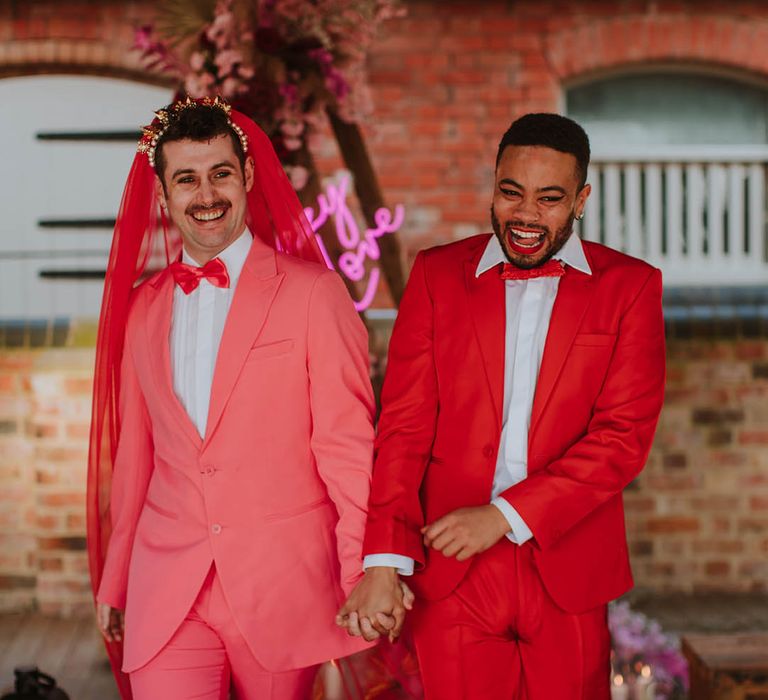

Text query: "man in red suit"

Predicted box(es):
[338, 113, 666, 698]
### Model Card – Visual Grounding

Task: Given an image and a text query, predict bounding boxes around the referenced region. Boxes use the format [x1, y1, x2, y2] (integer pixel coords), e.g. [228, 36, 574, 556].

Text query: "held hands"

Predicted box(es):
[96, 602, 124, 643]
[336, 567, 414, 642]
[422, 505, 511, 561]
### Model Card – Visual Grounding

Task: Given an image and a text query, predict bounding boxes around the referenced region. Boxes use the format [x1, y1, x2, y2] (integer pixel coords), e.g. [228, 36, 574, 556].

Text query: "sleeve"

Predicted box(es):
[491, 498, 533, 545]
[362, 554, 415, 576]
[363, 251, 438, 566]
[498, 267, 666, 551]
[306, 270, 376, 595]
[96, 334, 155, 609]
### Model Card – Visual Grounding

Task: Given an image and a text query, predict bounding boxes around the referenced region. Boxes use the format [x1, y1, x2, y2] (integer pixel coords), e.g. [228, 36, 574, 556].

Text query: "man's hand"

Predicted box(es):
[422, 505, 510, 561]
[97, 602, 124, 643]
[336, 567, 414, 642]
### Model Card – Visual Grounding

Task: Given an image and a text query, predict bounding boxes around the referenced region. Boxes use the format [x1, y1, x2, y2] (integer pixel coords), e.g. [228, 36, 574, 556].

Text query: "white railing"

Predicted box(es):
[577, 147, 768, 286]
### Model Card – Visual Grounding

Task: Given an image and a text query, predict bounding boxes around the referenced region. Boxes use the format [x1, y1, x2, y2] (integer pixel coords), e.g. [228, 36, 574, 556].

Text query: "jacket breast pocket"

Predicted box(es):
[247, 338, 295, 361]
[572, 333, 617, 348]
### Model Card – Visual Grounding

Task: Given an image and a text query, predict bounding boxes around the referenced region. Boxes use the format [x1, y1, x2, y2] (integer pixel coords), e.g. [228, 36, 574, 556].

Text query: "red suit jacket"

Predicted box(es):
[98, 237, 373, 672]
[363, 234, 665, 613]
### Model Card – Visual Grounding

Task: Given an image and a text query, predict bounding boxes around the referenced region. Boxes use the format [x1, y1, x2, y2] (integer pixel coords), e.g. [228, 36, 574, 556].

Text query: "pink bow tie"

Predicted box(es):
[169, 257, 230, 294]
[500, 259, 565, 281]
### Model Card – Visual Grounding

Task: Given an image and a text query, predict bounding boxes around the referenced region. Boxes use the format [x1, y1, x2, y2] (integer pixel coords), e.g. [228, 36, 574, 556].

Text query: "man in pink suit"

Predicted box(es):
[338, 113, 666, 698]
[92, 98, 374, 699]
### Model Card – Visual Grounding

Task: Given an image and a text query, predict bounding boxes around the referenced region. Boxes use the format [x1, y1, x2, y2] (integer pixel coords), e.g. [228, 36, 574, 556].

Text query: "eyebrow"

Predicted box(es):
[171, 161, 237, 180]
[499, 178, 567, 195]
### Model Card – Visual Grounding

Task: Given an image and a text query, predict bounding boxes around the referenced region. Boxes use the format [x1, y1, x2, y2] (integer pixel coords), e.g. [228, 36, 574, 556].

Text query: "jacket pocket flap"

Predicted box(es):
[247, 338, 295, 360]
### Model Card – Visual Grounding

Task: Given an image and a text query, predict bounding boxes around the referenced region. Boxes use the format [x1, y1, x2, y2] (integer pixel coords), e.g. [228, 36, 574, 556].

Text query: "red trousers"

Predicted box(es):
[411, 540, 611, 700]
[130, 566, 318, 700]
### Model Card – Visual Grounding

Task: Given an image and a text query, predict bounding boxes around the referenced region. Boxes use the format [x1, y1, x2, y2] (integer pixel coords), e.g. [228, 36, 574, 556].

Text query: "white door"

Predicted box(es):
[0, 75, 172, 322]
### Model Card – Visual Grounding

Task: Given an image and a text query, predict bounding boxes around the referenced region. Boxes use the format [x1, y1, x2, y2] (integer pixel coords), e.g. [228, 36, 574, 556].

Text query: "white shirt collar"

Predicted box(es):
[181, 229, 252, 284]
[476, 232, 591, 278]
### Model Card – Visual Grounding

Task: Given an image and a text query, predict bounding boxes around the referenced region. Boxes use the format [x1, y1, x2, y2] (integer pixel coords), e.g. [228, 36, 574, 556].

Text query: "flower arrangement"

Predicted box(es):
[609, 601, 689, 699]
[135, 0, 404, 190]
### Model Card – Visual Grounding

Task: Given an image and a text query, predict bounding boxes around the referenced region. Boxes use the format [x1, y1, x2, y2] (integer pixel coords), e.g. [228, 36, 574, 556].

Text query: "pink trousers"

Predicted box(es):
[130, 566, 318, 700]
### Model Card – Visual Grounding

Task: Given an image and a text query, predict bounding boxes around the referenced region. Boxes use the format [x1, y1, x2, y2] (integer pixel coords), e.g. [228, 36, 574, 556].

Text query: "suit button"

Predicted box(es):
[483, 444, 495, 458]
[211, 524, 222, 535]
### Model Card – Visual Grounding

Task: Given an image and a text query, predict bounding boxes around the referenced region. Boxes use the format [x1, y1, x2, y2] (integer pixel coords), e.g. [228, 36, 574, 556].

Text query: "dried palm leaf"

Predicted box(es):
[155, 0, 218, 44]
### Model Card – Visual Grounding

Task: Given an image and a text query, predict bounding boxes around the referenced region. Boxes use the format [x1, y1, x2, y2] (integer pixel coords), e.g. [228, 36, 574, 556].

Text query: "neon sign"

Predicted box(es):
[304, 173, 405, 312]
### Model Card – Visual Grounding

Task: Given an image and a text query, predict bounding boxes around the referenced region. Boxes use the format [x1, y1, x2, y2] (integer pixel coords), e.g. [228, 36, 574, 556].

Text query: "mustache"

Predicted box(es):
[186, 200, 230, 216]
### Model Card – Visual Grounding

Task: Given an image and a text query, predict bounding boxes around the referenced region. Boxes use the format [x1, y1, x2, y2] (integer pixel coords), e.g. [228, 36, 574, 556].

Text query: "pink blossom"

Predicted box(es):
[206, 10, 235, 49]
[189, 51, 206, 72]
[288, 165, 309, 190]
[220, 76, 240, 98]
[214, 49, 243, 77]
[184, 74, 207, 98]
[280, 120, 305, 137]
[283, 136, 303, 151]
[239, 64, 256, 80]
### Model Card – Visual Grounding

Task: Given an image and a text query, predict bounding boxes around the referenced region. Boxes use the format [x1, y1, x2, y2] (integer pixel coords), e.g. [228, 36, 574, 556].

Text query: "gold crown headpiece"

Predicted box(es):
[137, 95, 249, 170]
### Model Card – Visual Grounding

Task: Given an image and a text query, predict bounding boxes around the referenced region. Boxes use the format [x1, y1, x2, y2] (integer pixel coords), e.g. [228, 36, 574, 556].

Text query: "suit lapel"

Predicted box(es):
[204, 240, 284, 444]
[144, 269, 202, 450]
[464, 256, 505, 429]
[529, 266, 596, 442]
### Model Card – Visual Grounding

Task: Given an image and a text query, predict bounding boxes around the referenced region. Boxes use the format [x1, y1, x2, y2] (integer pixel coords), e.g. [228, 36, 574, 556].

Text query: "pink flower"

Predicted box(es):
[206, 10, 235, 49]
[184, 74, 207, 98]
[280, 120, 305, 137]
[189, 51, 206, 72]
[239, 64, 256, 80]
[220, 76, 240, 98]
[288, 165, 309, 190]
[283, 136, 303, 151]
[214, 49, 243, 77]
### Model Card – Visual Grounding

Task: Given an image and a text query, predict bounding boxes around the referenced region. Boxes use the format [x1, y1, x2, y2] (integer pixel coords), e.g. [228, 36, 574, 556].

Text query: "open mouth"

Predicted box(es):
[190, 206, 228, 223]
[507, 227, 546, 255]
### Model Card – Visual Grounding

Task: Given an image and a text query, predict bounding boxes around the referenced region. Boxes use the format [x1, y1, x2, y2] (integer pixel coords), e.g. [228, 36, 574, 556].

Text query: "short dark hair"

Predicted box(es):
[496, 113, 590, 187]
[154, 102, 247, 185]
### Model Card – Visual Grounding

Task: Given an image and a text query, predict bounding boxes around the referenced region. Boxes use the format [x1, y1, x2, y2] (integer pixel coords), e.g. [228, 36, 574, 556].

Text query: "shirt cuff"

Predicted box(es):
[491, 497, 533, 545]
[363, 554, 415, 576]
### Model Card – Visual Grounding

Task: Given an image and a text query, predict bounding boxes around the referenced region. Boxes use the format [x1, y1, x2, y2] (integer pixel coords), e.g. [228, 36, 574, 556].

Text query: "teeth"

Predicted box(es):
[192, 209, 225, 221]
[511, 228, 542, 239]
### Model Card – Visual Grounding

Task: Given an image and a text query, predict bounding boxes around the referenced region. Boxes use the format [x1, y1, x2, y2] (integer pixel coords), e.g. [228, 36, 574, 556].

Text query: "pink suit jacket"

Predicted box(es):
[97, 236, 374, 672]
[364, 234, 666, 614]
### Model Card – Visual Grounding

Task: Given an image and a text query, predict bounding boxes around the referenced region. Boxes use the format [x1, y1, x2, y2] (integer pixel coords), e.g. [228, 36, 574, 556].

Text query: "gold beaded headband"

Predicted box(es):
[137, 95, 249, 170]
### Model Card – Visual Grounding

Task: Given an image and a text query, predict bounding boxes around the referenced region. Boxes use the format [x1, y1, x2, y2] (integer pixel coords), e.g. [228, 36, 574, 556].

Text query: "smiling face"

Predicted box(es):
[491, 144, 590, 269]
[156, 134, 255, 264]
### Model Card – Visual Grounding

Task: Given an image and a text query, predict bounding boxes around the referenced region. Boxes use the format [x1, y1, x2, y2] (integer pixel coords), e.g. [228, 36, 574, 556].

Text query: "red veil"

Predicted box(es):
[86, 102, 325, 697]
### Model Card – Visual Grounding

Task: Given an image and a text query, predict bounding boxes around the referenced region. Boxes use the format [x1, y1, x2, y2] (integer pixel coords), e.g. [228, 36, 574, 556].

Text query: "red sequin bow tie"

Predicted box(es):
[500, 259, 566, 281]
[168, 257, 230, 294]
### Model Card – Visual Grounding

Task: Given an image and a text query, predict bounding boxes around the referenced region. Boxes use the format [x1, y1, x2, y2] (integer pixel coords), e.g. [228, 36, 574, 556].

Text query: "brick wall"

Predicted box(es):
[627, 339, 768, 593]
[0, 349, 94, 616]
[2, 338, 767, 615]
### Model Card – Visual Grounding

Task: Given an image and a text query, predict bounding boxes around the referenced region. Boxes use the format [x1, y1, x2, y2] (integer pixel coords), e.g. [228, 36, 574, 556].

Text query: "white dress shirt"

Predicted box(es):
[170, 231, 252, 438]
[363, 233, 591, 575]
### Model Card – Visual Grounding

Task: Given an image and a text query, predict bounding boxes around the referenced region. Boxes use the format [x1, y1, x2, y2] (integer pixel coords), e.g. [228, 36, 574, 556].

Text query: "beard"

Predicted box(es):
[490, 205, 575, 269]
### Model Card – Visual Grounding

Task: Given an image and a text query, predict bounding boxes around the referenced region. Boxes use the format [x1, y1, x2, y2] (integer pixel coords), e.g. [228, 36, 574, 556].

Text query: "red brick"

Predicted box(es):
[62, 377, 92, 395]
[739, 431, 768, 445]
[704, 561, 731, 576]
[38, 493, 85, 508]
[39, 556, 63, 572]
[647, 517, 700, 534]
